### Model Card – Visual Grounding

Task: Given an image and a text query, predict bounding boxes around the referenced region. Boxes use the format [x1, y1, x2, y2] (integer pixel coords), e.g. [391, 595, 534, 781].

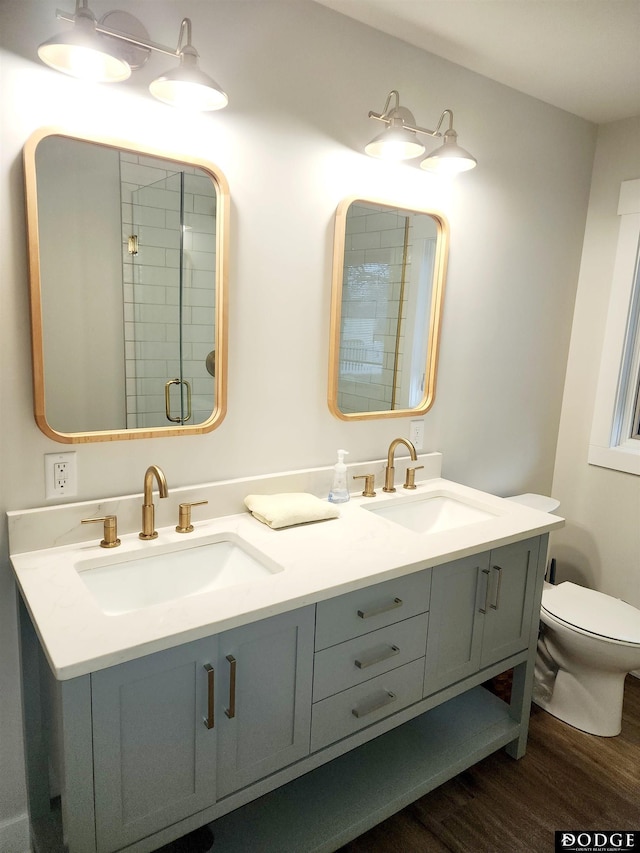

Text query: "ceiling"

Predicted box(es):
[314, 0, 640, 124]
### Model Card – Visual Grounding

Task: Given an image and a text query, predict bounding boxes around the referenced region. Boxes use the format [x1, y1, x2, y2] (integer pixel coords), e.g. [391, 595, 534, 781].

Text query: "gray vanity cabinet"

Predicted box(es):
[424, 537, 540, 694]
[311, 572, 431, 752]
[215, 606, 315, 798]
[423, 551, 489, 691]
[19, 533, 548, 853]
[90, 606, 314, 851]
[479, 537, 540, 667]
[91, 636, 219, 853]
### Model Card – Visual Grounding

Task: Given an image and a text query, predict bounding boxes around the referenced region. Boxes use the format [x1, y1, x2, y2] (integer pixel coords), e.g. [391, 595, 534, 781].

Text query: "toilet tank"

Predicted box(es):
[506, 493, 560, 513]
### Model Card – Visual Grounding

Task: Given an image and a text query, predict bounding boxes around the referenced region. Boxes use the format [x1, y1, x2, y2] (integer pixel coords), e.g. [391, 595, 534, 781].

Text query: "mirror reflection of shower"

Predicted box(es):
[125, 162, 217, 427]
[30, 132, 226, 440]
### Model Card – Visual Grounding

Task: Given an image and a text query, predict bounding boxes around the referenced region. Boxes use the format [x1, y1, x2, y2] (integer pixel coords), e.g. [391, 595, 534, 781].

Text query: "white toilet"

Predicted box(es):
[507, 493, 640, 737]
[536, 581, 640, 736]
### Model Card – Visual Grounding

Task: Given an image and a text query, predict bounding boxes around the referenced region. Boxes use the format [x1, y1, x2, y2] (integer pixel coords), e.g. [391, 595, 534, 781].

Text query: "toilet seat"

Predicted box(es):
[541, 582, 640, 645]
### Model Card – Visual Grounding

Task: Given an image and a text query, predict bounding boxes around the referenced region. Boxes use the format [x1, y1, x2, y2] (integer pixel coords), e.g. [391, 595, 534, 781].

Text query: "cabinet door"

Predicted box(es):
[424, 552, 489, 694]
[216, 606, 314, 798]
[91, 637, 218, 853]
[480, 537, 540, 667]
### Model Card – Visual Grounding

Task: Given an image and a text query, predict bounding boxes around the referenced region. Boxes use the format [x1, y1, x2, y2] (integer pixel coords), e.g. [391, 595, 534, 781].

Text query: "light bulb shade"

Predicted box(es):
[38, 13, 131, 82]
[150, 50, 228, 111]
[365, 125, 425, 161]
[420, 130, 477, 174]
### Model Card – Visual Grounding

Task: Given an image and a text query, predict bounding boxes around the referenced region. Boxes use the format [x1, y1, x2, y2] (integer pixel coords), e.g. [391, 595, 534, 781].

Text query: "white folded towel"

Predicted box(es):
[244, 493, 339, 529]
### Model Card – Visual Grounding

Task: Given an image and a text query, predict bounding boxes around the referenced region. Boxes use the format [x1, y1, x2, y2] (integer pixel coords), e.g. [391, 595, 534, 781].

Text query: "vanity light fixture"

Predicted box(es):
[37, 0, 228, 111]
[364, 91, 426, 160]
[366, 90, 477, 174]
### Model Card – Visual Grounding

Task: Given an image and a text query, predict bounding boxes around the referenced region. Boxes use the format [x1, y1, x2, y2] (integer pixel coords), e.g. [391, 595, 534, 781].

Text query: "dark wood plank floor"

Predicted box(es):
[338, 676, 640, 853]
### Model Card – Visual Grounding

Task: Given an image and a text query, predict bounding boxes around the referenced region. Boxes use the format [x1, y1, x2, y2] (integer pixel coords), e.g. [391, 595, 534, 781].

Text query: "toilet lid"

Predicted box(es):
[542, 582, 640, 644]
[506, 493, 560, 513]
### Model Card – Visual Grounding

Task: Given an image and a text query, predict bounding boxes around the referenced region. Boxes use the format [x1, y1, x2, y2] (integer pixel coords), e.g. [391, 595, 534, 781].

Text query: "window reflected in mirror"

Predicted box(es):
[328, 198, 449, 420]
[23, 128, 229, 442]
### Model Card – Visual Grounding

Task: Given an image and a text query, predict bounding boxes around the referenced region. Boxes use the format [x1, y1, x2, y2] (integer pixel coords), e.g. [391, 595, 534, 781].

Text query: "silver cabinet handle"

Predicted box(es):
[490, 565, 503, 610]
[354, 644, 400, 670]
[203, 664, 215, 729]
[357, 597, 403, 620]
[351, 690, 397, 719]
[479, 568, 491, 614]
[225, 655, 236, 719]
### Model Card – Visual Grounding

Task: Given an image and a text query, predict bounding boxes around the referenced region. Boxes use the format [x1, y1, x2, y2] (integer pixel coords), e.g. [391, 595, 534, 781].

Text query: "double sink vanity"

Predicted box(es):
[9, 451, 563, 853]
[18, 124, 562, 853]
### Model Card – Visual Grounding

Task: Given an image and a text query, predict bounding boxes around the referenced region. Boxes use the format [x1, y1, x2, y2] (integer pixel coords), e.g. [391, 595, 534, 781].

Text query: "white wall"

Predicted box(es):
[551, 116, 640, 608]
[0, 0, 596, 847]
[37, 137, 125, 431]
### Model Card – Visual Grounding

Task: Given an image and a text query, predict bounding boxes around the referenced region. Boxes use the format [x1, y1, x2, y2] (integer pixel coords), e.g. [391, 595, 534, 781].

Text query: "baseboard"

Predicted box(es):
[0, 812, 30, 853]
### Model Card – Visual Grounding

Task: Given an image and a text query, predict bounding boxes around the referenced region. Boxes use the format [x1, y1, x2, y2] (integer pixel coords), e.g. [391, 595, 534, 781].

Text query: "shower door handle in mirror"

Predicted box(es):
[165, 379, 192, 424]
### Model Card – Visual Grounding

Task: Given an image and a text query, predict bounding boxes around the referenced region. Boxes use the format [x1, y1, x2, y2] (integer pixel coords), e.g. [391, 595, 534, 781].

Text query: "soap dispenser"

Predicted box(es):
[328, 449, 350, 504]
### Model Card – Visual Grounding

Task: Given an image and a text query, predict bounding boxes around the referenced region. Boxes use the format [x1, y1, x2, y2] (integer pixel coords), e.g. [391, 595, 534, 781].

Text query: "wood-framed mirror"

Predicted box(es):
[328, 197, 449, 420]
[23, 127, 229, 443]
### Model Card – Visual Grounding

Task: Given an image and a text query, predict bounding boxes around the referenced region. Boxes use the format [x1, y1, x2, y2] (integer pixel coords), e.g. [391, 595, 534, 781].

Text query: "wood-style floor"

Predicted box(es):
[338, 676, 640, 853]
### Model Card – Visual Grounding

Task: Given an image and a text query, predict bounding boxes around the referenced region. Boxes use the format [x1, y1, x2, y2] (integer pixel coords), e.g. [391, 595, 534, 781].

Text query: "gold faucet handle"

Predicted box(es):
[81, 515, 121, 548]
[403, 466, 424, 490]
[353, 474, 376, 497]
[176, 500, 209, 533]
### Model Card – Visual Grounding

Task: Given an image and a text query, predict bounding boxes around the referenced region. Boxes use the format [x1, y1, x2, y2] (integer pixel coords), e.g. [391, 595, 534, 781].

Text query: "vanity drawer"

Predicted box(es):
[315, 570, 430, 651]
[311, 658, 425, 752]
[313, 613, 428, 702]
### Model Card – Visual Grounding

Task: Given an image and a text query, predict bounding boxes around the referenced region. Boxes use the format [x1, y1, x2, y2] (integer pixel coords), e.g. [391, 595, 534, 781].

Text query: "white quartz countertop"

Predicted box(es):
[10, 477, 563, 680]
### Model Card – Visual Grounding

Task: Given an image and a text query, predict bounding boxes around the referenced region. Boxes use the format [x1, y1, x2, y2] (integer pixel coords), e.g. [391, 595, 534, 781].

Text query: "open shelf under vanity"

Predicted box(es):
[210, 686, 519, 853]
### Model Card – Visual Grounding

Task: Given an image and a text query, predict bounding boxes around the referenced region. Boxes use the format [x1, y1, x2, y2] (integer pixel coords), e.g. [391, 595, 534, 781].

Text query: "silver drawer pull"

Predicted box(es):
[354, 644, 400, 670]
[351, 690, 397, 719]
[225, 655, 237, 719]
[357, 597, 403, 620]
[490, 565, 503, 610]
[203, 664, 215, 730]
[479, 567, 491, 614]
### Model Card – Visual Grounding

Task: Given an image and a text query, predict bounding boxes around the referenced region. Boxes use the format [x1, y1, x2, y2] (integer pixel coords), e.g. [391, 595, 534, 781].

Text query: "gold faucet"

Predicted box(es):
[383, 438, 417, 492]
[139, 465, 169, 540]
[81, 515, 120, 548]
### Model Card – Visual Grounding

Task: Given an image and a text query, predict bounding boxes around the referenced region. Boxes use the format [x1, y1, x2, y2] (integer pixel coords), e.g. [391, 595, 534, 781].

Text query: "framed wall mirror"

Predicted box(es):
[23, 127, 229, 443]
[328, 197, 449, 420]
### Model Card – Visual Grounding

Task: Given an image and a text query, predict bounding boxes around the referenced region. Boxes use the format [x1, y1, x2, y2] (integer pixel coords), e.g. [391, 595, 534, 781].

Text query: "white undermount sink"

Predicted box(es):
[364, 493, 498, 534]
[75, 533, 282, 615]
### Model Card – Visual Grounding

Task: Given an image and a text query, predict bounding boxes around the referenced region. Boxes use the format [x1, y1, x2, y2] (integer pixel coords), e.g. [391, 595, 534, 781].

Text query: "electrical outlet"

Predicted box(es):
[45, 452, 78, 499]
[409, 419, 425, 451]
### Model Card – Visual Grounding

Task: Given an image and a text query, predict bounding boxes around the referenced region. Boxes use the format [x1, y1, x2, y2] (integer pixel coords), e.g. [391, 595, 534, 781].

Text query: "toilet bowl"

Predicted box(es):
[506, 493, 640, 737]
[536, 581, 640, 736]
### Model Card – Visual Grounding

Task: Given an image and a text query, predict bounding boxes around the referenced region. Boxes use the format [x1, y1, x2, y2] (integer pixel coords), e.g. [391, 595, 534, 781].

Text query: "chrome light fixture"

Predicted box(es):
[365, 91, 425, 161]
[149, 20, 228, 111]
[37, 2, 131, 82]
[366, 90, 477, 174]
[38, 0, 228, 111]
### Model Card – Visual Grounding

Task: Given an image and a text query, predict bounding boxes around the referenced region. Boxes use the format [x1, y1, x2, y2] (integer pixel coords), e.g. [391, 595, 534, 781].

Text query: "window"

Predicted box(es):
[589, 178, 640, 475]
[619, 255, 640, 441]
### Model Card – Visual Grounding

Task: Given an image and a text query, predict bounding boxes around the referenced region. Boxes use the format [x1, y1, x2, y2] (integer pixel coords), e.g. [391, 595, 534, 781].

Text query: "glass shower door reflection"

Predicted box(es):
[126, 167, 217, 428]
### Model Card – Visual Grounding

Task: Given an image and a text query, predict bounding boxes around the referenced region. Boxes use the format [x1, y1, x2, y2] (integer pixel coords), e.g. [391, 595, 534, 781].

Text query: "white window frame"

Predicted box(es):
[589, 178, 640, 475]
